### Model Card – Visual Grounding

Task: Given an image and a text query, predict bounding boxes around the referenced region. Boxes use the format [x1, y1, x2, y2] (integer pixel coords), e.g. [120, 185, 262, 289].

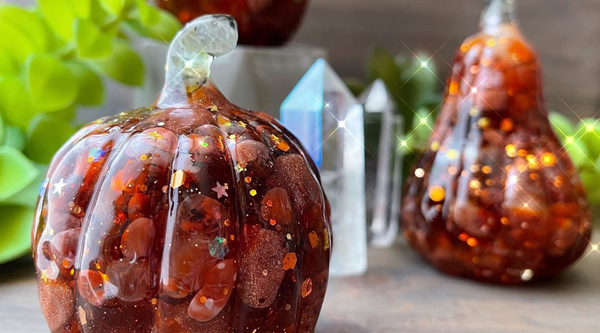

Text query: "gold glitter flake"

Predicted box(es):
[147, 131, 163, 140]
[209, 104, 218, 112]
[78, 306, 87, 325]
[249, 189, 257, 197]
[170, 170, 186, 188]
[323, 229, 330, 250]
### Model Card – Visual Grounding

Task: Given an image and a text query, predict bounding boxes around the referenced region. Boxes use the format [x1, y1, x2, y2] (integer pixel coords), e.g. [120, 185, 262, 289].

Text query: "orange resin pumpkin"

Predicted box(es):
[157, 0, 309, 46]
[401, 0, 592, 284]
[32, 15, 331, 332]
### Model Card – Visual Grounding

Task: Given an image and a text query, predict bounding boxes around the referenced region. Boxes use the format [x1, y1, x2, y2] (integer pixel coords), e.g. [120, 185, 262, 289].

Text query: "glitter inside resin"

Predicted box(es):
[157, 0, 309, 46]
[32, 15, 331, 333]
[401, 0, 592, 284]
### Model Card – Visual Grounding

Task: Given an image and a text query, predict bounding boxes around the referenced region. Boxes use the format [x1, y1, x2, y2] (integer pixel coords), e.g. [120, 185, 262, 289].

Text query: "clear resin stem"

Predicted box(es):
[157, 15, 238, 108]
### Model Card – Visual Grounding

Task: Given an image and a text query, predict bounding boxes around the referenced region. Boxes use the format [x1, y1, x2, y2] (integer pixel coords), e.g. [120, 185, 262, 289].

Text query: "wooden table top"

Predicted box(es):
[1, 232, 599, 333]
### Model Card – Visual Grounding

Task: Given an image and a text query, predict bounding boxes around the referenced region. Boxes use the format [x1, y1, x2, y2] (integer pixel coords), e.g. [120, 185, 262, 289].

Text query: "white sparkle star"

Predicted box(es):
[212, 182, 228, 199]
[53, 178, 67, 195]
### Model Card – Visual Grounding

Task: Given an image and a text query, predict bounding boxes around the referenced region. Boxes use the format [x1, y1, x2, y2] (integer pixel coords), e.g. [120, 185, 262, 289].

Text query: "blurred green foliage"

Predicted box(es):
[549, 112, 600, 205]
[348, 48, 442, 180]
[0, 0, 181, 264]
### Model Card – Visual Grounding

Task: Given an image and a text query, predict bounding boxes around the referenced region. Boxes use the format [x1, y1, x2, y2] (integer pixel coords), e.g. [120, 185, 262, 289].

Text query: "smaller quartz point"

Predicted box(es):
[359, 80, 403, 248]
[281, 59, 367, 276]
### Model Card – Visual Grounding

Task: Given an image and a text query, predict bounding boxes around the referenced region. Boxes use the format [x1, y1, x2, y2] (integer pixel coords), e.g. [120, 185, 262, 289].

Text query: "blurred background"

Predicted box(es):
[8, 0, 600, 117]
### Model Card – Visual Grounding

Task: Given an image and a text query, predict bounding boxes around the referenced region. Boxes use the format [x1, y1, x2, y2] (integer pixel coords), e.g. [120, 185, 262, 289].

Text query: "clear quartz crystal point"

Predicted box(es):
[359, 80, 403, 248]
[281, 59, 367, 276]
[157, 15, 238, 108]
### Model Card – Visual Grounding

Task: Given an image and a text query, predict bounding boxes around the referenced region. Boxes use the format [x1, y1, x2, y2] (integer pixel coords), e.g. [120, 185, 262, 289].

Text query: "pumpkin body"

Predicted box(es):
[401, 16, 592, 283]
[32, 80, 331, 332]
[157, 0, 309, 46]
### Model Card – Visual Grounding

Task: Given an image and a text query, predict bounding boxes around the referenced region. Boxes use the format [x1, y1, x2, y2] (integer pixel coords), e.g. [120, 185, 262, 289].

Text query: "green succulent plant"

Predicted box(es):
[549, 112, 600, 205]
[0, 0, 181, 264]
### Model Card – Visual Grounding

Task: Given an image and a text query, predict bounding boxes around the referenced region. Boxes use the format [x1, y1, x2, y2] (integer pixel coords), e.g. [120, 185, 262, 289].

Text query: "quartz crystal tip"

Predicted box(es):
[158, 15, 239, 108]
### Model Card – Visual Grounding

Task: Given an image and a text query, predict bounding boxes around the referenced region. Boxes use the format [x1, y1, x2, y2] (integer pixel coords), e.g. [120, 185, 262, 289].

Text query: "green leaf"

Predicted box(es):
[345, 78, 366, 97]
[549, 112, 575, 143]
[563, 139, 590, 171]
[67, 62, 105, 106]
[0, 51, 19, 77]
[1, 126, 26, 150]
[75, 19, 114, 59]
[53, 106, 77, 121]
[25, 54, 78, 113]
[0, 113, 4, 144]
[92, 39, 144, 86]
[0, 206, 34, 264]
[575, 118, 600, 161]
[136, 0, 160, 26]
[39, 0, 92, 40]
[367, 48, 402, 101]
[394, 54, 439, 131]
[1, 163, 47, 209]
[0, 146, 39, 201]
[0, 5, 53, 53]
[25, 114, 76, 164]
[125, 10, 181, 42]
[579, 170, 600, 205]
[99, 0, 126, 17]
[0, 78, 37, 129]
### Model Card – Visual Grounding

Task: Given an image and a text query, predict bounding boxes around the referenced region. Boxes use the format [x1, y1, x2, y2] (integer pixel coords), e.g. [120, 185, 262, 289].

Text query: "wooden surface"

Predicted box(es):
[1, 231, 598, 333]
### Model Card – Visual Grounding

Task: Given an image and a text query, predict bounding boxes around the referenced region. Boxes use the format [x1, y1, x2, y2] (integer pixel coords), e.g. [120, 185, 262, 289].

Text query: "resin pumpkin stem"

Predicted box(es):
[157, 15, 238, 108]
[481, 0, 517, 31]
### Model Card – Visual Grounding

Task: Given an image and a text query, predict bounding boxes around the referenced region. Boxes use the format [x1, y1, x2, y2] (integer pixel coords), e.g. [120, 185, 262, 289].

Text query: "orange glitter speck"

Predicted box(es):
[542, 153, 556, 166]
[270, 219, 277, 226]
[223, 288, 229, 295]
[301, 278, 312, 298]
[501, 118, 514, 132]
[244, 176, 252, 183]
[429, 186, 446, 202]
[467, 237, 478, 247]
[308, 231, 319, 248]
[449, 81, 459, 95]
[140, 154, 147, 161]
[200, 296, 207, 304]
[482, 165, 492, 174]
[459, 233, 469, 242]
[282, 253, 297, 270]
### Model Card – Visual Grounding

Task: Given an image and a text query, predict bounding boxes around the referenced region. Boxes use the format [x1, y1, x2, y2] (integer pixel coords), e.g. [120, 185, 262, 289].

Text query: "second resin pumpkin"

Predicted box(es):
[401, 0, 592, 284]
[157, 0, 309, 46]
[32, 15, 331, 332]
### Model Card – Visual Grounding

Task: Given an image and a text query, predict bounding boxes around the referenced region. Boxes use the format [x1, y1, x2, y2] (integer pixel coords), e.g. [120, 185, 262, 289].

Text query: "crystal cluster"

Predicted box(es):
[32, 15, 331, 333]
[281, 59, 367, 276]
[401, 0, 592, 284]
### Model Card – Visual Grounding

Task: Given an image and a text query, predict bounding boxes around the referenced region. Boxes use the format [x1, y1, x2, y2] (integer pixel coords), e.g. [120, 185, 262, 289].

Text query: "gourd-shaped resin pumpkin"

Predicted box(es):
[32, 15, 331, 332]
[401, 0, 592, 284]
[157, 0, 309, 46]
